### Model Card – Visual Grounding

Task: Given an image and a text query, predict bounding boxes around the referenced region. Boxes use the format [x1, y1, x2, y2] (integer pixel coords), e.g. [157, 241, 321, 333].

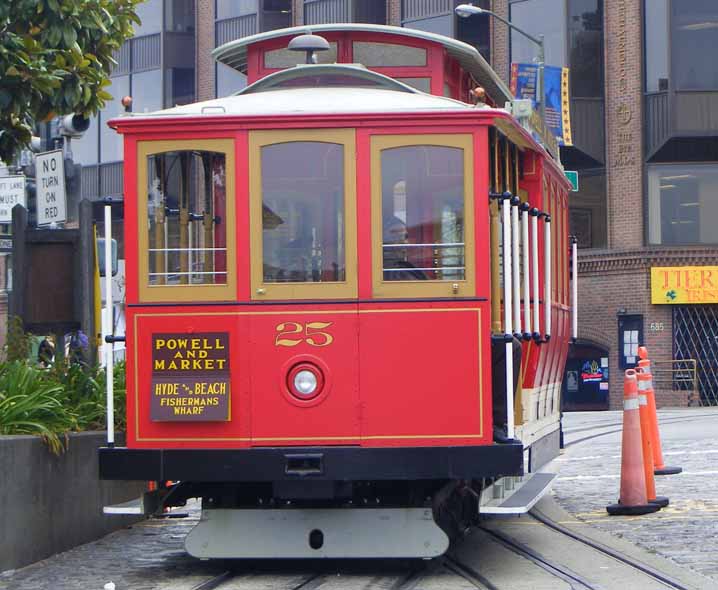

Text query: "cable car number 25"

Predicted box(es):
[275, 322, 334, 347]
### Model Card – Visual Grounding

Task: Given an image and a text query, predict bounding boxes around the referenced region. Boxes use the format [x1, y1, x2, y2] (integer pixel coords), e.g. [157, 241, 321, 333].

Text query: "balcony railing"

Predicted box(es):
[216, 14, 258, 47]
[645, 90, 718, 158]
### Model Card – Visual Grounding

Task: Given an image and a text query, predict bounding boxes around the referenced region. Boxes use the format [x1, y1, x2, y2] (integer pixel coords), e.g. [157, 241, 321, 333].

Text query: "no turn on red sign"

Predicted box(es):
[36, 150, 67, 226]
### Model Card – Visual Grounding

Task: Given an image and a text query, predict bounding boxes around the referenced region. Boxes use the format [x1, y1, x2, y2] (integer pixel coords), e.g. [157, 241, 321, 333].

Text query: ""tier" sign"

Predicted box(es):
[151, 333, 230, 421]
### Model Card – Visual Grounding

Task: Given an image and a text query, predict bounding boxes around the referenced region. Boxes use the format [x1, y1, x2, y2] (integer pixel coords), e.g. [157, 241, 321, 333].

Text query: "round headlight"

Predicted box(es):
[293, 370, 318, 396]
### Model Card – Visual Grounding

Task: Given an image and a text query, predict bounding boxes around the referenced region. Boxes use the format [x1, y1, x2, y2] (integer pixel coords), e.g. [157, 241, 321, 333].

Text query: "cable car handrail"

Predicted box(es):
[148, 247, 228, 252]
[383, 266, 465, 272]
[382, 242, 465, 248]
[149, 271, 228, 276]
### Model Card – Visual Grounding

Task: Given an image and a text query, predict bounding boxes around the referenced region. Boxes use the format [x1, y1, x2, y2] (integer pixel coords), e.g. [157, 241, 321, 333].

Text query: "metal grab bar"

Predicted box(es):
[511, 197, 521, 337]
[502, 193, 515, 439]
[544, 213, 552, 341]
[521, 203, 531, 339]
[382, 242, 465, 248]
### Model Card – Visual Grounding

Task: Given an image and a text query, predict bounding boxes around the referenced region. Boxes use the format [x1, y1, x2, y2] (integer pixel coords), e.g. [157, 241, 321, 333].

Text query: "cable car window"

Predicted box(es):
[147, 150, 227, 286]
[261, 142, 345, 284]
[249, 129, 357, 300]
[395, 77, 431, 93]
[352, 42, 427, 67]
[371, 135, 476, 299]
[264, 43, 338, 69]
[137, 139, 236, 303]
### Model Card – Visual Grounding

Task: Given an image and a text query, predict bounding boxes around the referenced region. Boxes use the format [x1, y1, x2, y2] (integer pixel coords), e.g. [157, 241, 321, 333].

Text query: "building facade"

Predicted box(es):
[46, 0, 718, 409]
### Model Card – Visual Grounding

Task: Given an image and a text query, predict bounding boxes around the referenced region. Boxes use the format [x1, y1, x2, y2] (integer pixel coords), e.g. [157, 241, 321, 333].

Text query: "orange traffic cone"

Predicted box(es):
[607, 369, 661, 516]
[637, 348, 682, 476]
[637, 369, 669, 508]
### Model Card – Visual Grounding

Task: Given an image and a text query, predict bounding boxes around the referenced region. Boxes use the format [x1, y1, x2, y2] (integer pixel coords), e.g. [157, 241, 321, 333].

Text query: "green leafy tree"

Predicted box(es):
[0, 0, 141, 163]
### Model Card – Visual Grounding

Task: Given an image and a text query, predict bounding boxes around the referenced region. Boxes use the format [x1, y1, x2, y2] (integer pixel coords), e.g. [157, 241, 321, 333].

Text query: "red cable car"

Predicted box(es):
[100, 24, 574, 559]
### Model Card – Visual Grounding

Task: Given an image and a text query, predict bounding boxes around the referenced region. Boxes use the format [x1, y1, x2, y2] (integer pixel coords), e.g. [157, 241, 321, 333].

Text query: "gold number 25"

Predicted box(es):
[275, 322, 334, 347]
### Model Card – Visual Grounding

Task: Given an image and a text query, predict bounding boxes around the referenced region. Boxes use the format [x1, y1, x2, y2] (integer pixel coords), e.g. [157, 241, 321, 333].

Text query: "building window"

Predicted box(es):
[568, 170, 607, 249]
[672, 0, 718, 91]
[568, 0, 603, 98]
[648, 164, 718, 245]
[510, 0, 567, 67]
[133, 0, 163, 36]
[644, 0, 669, 92]
[216, 0, 258, 19]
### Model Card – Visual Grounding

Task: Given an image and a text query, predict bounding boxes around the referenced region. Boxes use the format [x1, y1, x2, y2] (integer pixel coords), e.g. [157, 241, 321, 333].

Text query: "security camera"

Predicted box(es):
[59, 114, 90, 137]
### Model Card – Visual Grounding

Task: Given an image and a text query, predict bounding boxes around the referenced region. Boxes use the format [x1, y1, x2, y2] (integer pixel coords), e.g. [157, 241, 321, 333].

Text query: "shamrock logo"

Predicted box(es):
[666, 290, 677, 301]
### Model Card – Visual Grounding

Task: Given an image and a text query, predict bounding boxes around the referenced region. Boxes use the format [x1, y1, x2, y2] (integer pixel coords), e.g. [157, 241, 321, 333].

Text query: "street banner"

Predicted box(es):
[35, 150, 67, 226]
[651, 266, 718, 304]
[510, 63, 573, 146]
[0, 175, 26, 223]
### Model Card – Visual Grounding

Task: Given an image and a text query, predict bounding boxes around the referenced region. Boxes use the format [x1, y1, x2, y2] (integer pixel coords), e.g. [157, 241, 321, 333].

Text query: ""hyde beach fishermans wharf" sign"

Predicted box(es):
[151, 333, 230, 421]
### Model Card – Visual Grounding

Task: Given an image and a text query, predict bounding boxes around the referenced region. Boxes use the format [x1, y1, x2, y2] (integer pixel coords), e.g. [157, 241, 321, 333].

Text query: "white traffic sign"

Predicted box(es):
[0, 175, 26, 223]
[36, 150, 66, 225]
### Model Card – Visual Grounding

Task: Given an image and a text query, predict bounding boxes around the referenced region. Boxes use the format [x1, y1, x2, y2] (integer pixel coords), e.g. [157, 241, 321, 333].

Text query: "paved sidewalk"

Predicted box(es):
[552, 408, 718, 582]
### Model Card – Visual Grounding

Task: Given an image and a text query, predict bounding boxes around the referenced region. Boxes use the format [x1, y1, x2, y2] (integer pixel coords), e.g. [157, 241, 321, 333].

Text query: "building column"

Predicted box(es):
[388, 0, 401, 26]
[293, 0, 304, 26]
[490, 0, 510, 85]
[196, 0, 215, 102]
[604, 0, 643, 249]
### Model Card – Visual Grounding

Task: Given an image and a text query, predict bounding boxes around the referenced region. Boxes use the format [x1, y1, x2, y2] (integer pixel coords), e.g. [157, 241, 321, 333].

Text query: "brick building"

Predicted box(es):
[10, 0, 715, 409]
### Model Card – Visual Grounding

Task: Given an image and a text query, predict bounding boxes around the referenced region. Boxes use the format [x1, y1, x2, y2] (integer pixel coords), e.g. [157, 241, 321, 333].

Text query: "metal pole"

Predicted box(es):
[104, 203, 114, 447]
[531, 209, 540, 338]
[544, 215, 552, 340]
[538, 35, 545, 124]
[502, 196, 515, 439]
[572, 237, 578, 340]
[522, 204, 531, 337]
[511, 198, 521, 337]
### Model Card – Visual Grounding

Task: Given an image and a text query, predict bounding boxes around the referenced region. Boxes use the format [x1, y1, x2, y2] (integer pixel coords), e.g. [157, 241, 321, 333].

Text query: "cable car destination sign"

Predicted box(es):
[151, 333, 230, 421]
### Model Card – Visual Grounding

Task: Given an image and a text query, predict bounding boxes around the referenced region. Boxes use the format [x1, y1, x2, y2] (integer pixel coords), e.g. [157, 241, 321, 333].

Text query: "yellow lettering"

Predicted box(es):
[205, 360, 214, 370]
[216, 359, 226, 370]
[198, 350, 208, 359]
[155, 338, 165, 350]
[191, 338, 200, 349]
[215, 338, 225, 349]
[154, 360, 165, 370]
[180, 360, 190, 370]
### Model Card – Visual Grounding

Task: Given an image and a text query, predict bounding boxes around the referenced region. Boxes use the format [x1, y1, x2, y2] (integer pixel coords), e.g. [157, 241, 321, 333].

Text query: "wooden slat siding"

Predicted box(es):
[304, 0, 351, 24]
[645, 92, 670, 158]
[131, 33, 161, 72]
[402, 0, 452, 21]
[675, 91, 718, 135]
[570, 97, 605, 164]
[81, 165, 100, 201]
[215, 14, 259, 47]
[100, 162, 124, 198]
[112, 42, 131, 77]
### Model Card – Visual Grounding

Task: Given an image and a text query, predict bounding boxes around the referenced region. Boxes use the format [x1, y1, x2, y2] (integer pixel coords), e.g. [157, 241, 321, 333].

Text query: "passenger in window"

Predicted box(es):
[382, 215, 426, 281]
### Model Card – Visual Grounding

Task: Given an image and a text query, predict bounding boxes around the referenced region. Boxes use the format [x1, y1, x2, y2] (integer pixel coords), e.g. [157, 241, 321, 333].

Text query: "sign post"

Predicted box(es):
[0, 175, 26, 223]
[35, 150, 67, 226]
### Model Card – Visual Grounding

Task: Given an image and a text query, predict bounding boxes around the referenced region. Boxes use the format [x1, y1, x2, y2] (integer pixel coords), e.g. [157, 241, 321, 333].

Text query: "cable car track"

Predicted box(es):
[527, 510, 693, 590]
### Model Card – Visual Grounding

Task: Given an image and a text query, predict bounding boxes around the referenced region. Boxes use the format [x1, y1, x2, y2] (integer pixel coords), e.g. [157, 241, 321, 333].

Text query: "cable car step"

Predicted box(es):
[480, 472, 556, 514]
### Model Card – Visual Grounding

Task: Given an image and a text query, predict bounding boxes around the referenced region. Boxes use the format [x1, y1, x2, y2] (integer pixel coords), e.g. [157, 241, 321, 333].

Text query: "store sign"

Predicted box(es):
[651, 266, 718, 304]
[150, 333, 230, 421]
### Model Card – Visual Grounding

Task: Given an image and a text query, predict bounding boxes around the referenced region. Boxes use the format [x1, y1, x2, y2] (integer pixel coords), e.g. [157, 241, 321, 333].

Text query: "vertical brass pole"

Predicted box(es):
[490, 131, 502, 333]
[202, 154, 214, 282]
[179, 153, 190, 285]
[154, 156, 166, 285]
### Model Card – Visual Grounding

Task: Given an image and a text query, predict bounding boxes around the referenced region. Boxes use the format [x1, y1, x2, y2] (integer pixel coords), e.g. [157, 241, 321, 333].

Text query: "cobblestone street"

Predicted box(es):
[553, 408, 718, 582]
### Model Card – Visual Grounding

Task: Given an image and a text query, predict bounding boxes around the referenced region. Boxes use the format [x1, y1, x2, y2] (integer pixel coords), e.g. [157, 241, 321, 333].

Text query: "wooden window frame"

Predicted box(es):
[137, 138, 237, 303]
[370, 134, 476, 299]
[248, 128, 358, 301]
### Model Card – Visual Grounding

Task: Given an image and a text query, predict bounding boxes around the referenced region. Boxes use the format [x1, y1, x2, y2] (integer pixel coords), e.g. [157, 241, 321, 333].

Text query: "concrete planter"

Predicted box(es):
[0, 432, 145, 573]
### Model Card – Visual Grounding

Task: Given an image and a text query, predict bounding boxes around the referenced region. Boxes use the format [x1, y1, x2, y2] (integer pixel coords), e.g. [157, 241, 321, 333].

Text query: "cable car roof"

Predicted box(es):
[212, 23, 512, 106]
[126, 85, 475, 119]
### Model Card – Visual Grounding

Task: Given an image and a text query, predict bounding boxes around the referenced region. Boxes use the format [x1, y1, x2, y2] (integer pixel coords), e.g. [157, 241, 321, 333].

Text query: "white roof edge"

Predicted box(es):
[212, 24, 512, 106]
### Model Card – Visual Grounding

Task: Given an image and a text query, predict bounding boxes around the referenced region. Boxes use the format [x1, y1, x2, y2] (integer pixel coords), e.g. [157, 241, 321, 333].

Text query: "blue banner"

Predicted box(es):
[510, 63, 572, 147]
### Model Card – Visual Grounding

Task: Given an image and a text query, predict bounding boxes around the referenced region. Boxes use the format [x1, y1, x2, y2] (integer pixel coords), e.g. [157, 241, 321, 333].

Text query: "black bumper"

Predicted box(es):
[99, 443, 524, 482]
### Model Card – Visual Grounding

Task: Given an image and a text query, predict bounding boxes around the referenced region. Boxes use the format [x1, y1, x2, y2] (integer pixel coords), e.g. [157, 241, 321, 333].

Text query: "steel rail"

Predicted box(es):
[478, 526, 602, 590]
[528, 510, 693, 590]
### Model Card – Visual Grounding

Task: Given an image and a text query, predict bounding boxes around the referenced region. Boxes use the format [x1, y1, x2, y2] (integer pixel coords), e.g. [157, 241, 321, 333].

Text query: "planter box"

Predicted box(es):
[0, 432, 145, 573]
